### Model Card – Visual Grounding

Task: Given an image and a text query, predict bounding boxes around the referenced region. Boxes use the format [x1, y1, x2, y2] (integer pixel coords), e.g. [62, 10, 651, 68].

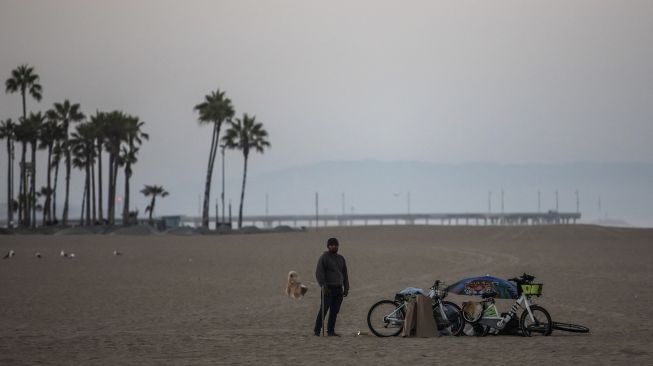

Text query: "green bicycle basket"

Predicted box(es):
[520, 283, 543, 296]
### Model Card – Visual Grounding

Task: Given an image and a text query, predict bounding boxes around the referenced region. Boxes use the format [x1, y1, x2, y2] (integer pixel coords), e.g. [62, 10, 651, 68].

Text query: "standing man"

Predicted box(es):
[314, 237, 349, 337]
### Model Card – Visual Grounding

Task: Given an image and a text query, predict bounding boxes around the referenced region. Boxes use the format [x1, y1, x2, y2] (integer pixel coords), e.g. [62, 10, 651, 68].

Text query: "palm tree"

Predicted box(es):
[5, 65, 42, 121]
[194, 90, 235, 229]
[6, 65, 42, 226]
[13, 118, 29, 225]
[0, 119, 16, 227]
[222, 114, 270, 229]
[89, 111, 106, 223]
[50, 138, 64, 223]
[47, 100, 85, 225]
[38, 119, 62, 224]
[103, 111, 129, 225]
[70, 122, 96, 226]
[141, 185, 169, 225]
[25, 112, 45, 227]
[121, 116, 148, 226]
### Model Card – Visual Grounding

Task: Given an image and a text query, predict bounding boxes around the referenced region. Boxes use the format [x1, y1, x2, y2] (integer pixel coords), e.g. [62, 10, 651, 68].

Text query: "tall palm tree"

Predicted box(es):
[103, 111, 129, 225]
[47, 100, 85, 225]
[38, 119, 62, 224]
[70, 122, 96, 226]
[89, 111, 107, 223]
[13, 118, 29, 225]
[0, 119, 16, 227]
[194, 90, 235, 229]
[25, 112, 45, 227]
[6, 65, 42, 226]
[141, 185, 169, 225]
[222, 114, 270, 229]
[50, 137, 64, 223]
[121, 116, 148, 226]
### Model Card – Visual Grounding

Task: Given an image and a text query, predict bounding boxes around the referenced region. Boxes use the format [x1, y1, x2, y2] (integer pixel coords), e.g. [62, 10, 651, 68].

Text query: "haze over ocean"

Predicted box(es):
[1, 1, 651, 225]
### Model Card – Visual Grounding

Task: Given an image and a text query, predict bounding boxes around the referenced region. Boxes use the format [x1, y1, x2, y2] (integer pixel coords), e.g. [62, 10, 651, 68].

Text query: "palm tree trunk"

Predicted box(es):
[149, 196, 156, 224]
[107, 153, 114, 225]
[91, 161, 96, 224]
[238, 154, 249, 229]
[52, 150, 60, 223]
[113, 159, 119, 224]
[202, 123, 219, 228]
[19, 89, 27, 226]
[85, 160, 91, 226]
[30, 141, 36, 228]
[19, 141, 26, 226]
[97, 142, 103, 223]
[6, 138, 12, 227]
[123, 163, 131, 226]
[107, 157, 119, 225]
[44, 144, 52, 225]
[80, 179, 86, 225]
[63, 127, 71, 225]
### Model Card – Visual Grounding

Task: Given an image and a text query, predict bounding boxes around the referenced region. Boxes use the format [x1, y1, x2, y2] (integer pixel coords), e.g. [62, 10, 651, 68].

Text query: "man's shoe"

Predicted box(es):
[314, 331, 320, 336]
[327, 332, 341, 337]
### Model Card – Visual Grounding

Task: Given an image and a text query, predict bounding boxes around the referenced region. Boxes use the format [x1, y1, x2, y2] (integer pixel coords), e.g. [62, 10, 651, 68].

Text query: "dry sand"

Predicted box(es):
[1, 225, 652, 365]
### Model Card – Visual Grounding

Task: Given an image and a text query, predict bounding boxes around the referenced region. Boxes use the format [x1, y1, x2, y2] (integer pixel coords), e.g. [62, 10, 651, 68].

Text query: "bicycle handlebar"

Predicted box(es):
[508, 273, 535, 283]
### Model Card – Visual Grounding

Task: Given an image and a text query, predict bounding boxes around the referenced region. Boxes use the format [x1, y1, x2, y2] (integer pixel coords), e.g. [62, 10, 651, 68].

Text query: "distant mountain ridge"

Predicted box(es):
[2, 161, 652, 228]
[243, 160, 653, 227]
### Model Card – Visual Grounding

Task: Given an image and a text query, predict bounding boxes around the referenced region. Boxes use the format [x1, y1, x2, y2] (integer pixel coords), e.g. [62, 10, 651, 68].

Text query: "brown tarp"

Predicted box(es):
[401, 295, 439, 337]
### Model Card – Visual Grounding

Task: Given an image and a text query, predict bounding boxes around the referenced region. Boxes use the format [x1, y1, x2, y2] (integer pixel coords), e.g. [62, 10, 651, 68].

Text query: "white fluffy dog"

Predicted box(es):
[285, 271, 308, 299]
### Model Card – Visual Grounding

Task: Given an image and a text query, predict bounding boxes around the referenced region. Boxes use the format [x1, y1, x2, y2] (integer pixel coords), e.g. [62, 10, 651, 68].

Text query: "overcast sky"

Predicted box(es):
[1, 0, 652, 218]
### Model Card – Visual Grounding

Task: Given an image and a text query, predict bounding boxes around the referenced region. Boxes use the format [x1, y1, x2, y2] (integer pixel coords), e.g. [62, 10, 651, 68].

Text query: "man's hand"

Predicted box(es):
[343, 288, 349, 297]
[323, 286, 331, 296]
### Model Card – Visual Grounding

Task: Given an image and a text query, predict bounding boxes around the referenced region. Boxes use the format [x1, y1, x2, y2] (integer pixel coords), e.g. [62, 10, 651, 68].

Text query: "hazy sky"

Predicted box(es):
[1, 0, 652, 218]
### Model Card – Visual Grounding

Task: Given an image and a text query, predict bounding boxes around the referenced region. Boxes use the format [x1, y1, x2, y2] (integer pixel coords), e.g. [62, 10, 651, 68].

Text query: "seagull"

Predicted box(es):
[3, 250, 15, 259]
[113, 250, 123, 256]
[60, 250, 68, 258]
[35, 252, 42, 258]
[69, 253, 76, 259]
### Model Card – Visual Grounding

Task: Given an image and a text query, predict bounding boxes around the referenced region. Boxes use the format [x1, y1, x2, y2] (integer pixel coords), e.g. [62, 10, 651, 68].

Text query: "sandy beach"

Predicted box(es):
[1, 225, 652, 365]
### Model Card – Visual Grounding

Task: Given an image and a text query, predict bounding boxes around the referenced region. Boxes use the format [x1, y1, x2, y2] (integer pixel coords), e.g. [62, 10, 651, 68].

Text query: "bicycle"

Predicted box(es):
[367, 280, 463, 337]
[459, 273, 552, 337]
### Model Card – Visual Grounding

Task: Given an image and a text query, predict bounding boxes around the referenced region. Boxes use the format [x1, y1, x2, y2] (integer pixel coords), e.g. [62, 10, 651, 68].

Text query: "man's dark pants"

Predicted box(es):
[314, 286, 344, 334]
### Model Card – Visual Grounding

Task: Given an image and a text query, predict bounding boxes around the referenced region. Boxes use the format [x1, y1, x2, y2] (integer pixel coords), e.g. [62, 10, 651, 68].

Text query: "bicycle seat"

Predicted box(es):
[482, 291, 497, 299]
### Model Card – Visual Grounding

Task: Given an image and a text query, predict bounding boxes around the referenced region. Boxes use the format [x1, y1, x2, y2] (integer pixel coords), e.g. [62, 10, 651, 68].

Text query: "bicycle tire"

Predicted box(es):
[437, 301, 463, 335]
[520, 305, 552, 337]
[552, 321, 590, 333]
[367, 300, 404, 337]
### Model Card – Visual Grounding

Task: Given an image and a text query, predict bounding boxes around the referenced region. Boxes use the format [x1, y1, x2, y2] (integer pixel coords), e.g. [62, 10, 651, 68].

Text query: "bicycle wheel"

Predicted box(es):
[520, 305, 552, 337]
[552, 322, 589, 333]
[367, 300, 404, 337]
[434, 301, 463, 335]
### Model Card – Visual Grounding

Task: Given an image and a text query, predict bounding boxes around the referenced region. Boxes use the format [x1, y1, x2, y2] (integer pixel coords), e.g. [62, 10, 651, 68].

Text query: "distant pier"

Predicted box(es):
[239, 211, 580, 228]
[0, 211, 581, 229]
[173, 211, 581, 229]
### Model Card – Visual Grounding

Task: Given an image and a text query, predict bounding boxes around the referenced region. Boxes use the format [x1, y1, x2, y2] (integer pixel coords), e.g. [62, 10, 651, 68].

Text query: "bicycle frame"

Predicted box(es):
[383, 287, 454, 328]
[474, 293, 536, 330]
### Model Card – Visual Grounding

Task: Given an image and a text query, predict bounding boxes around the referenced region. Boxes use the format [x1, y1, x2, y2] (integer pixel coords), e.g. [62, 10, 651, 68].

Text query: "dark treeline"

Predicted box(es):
[1, 64, 154, 228]
[2, 64, 271, 230]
